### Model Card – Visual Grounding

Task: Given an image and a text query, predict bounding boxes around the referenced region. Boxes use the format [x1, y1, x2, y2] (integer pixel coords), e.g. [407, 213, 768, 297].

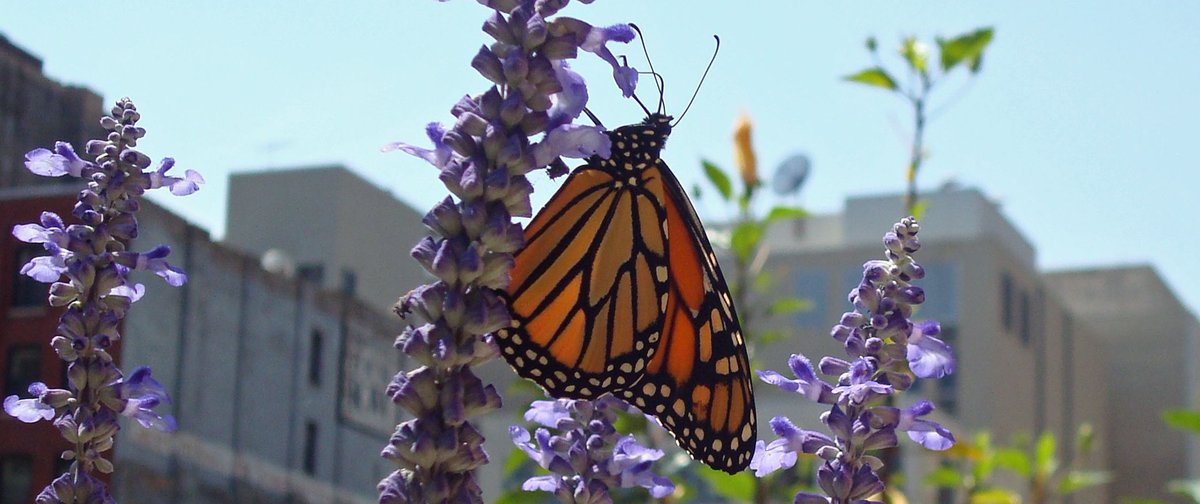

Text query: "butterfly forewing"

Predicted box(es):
[497, 163, 669, 398]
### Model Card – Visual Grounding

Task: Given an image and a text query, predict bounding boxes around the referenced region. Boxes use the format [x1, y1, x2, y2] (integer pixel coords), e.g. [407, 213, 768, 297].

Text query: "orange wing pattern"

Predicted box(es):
[496, 162, 669, 398]
[496, 114, 756, 473]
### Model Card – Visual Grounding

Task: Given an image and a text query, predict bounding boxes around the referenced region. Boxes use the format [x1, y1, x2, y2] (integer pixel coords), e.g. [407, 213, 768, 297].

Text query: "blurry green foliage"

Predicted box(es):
[925, 426, 1109, 504]
[844, 27, 994, 217]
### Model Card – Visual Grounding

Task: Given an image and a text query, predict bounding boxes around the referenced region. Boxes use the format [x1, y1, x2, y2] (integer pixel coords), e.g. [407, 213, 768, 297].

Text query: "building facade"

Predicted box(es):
[0, 33, 103, 190]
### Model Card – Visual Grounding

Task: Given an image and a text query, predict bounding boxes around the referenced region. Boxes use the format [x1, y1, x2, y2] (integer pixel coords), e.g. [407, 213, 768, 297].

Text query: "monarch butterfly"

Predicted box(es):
[495, 113, 756, 473]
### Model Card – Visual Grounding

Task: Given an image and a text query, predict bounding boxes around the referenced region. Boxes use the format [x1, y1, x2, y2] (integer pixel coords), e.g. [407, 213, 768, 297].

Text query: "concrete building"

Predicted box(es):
[748, 187, 1195, 503]
[1047, 266, 1200, 502]
[225, 165, 431, 313]
[0, 33, 103, 190]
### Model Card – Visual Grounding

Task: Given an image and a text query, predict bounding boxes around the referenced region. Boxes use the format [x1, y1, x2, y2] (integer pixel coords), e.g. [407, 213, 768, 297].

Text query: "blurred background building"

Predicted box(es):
[1, 30, 1198, 504]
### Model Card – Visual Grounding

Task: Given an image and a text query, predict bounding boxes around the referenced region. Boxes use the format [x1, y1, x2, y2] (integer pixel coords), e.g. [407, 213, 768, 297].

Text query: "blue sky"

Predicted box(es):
[2, 2, 1197, 314]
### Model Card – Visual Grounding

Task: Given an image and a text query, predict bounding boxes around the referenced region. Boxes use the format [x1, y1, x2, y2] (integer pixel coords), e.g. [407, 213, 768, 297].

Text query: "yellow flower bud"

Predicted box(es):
[733, 112, 758, 189]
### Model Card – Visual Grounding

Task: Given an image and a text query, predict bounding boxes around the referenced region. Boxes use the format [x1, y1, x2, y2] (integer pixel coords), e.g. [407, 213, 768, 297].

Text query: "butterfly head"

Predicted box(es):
[605, 114, 674, 165]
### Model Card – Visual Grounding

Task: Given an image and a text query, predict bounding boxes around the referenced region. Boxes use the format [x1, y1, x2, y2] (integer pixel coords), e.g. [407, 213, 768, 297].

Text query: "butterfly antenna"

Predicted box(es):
[621, 55, 655, 117]
[582, 107, 604, 128]
[673, 35, 720, 127]
[629, 23, 666, 113]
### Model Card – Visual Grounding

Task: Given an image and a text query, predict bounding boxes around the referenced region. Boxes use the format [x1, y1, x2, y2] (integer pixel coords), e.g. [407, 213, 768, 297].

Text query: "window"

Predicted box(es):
[303, 421, 318, 475]
[999, 272, 1013, 331]
[4, 345, 41, 397]
[308, 330, 324, 387]
[0, 454, 33, 504]
[340, 269, 357, 297]
[1019, 291, 1031, 347]
[11, 245, 49, 309]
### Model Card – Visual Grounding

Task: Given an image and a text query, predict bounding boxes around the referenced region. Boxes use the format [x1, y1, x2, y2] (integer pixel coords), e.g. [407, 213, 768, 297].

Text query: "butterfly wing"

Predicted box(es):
[496, 162, 669, 398]
[618, 158, 757, 474]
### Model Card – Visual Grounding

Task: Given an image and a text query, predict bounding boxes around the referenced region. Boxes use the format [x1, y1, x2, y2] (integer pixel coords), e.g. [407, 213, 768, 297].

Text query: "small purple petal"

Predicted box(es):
[383, 122, 453, 169]
[749, 439, 797, 477]
[532, 124, 611, 167]
[522, 475, 562, 493]
[21, 254, 65, 283]
[3, 387, 55, 423]
[908, 321, 955, 379]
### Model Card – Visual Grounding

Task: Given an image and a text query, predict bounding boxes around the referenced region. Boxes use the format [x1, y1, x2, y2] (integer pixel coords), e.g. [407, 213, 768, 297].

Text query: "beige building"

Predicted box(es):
[225, 165, 431, 313]
[749, 187, 1195, 503]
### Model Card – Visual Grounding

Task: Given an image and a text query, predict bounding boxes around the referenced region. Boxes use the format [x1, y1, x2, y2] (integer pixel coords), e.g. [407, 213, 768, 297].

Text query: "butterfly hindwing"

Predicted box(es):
[497, 162, 669, 398]
[618, 157, 756, 473]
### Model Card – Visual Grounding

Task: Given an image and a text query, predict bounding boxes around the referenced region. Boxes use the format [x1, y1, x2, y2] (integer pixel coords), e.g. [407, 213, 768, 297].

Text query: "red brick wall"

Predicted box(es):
[0, 193, 118, 499]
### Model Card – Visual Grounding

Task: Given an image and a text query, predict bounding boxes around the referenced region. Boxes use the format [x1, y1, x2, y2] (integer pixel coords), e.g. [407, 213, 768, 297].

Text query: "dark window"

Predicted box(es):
[1019, 291, 1031, 346]
[303, 421, 318, 475]
[1000, 272, 1013, 331]
[340, 269, 357, 297]
[0, 454, 33, 504]
[4, 345, 41, 396]
[11, 245, 49, 308]
[308, 330, 324, 387]
[297, 263, 325, 284]
[937, 486, 956, 504]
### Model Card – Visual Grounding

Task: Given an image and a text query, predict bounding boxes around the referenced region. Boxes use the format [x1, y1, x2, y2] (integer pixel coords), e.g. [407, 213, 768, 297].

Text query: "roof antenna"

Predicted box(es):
[673, 35, 720, 127]
[629, 23, 665, 113]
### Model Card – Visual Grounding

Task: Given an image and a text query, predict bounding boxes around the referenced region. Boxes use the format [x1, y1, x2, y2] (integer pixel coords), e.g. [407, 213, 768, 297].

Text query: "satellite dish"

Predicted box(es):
[261, 248, 296, 278]
[772, 153, 811, 196]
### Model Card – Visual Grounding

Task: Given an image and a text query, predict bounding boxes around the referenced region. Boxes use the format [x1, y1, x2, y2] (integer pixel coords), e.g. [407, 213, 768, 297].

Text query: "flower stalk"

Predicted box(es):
[750, 217, 956, 503]
[379, 1, 637, 502]
[3, 98, 201, 503]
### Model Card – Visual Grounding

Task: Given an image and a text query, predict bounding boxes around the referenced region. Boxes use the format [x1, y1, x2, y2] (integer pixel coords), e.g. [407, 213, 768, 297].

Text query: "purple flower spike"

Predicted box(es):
[380, 3, 641, 501]
[511, 396, 674, 502]
[7, 99, 198, 501]
[750, 218, 954, 502]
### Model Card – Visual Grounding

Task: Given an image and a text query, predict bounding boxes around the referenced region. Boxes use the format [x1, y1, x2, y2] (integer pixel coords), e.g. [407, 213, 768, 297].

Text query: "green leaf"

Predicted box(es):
[494, 490, 550, 504]
[765, 205, 808, 223]
[697, 466, 757, 501]
[1059, 470, 1111, 494]
[768, 297, 813, 316]
[924, 466, 964, 487]
[909, 198, 928, 220]
[969, 488, 1021, 504]
[731, 222, 764, 261]
[1075, 423, 1096, 454]
[1164, 409, 1200, 434]
[702, 160, 733, 201]
[937, 27, 994, 73]
[843, 67, 898, 91]
[691, 183, 703, 200]
[1034, 432, 1059, 476]
[993, 448, 1030, 477]
[1170, 479, 1200, 503]
[900, 36, 929, 75]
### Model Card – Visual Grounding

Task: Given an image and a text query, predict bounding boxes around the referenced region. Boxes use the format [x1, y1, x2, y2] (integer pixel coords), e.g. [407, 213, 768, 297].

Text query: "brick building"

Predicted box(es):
[0, 33, 105, 502]
[0, 33, 102, 190]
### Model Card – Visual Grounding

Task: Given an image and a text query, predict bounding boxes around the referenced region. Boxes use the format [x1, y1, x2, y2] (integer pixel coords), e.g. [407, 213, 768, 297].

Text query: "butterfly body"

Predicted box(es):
[497, 114, 756, 473]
